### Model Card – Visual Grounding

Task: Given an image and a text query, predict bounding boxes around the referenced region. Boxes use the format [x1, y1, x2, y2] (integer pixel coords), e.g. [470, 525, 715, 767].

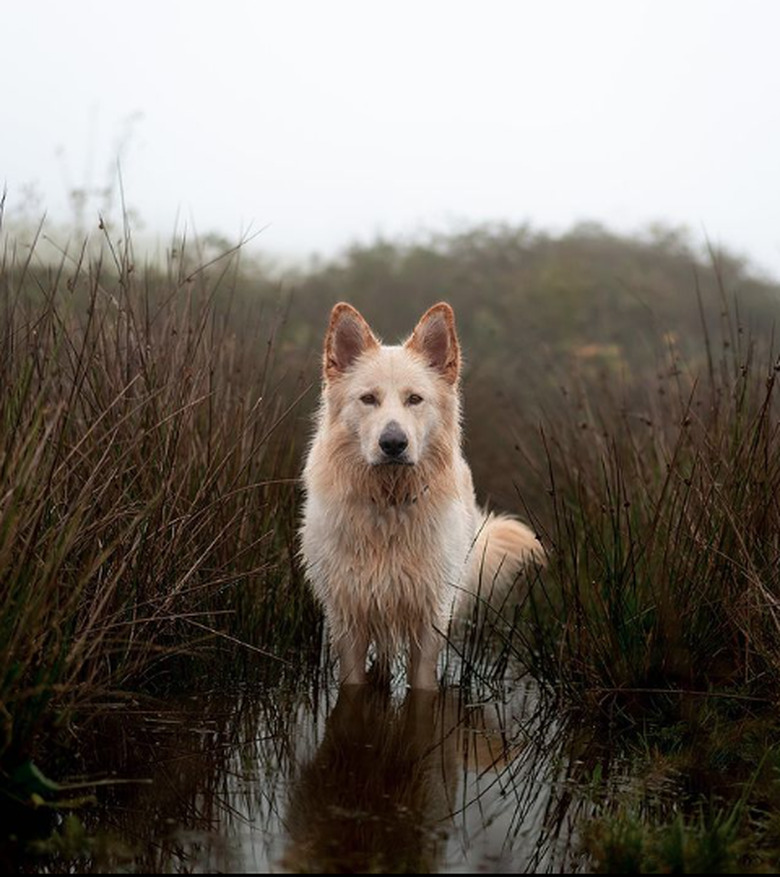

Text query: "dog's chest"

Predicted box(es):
[304, 492, 469, 590]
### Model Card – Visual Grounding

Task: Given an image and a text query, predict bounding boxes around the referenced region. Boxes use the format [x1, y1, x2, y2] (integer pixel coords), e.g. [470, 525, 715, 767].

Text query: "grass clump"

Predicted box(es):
[0, 220, 316, 773]
[501, 274, 780, 871]
[517, 286, 780, 718]
[584, 805, 744, 874]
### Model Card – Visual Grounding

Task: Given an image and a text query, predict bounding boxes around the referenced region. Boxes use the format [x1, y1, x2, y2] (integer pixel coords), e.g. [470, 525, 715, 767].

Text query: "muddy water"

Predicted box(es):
[37, 678, 590, 872]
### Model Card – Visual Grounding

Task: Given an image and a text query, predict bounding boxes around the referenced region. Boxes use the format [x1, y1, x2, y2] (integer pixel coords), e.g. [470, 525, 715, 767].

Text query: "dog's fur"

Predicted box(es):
[300, 302, 542, 689]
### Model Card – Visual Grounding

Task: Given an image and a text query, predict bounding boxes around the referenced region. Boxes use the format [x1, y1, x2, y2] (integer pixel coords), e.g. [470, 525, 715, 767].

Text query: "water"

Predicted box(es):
[38, 676, 593, 873]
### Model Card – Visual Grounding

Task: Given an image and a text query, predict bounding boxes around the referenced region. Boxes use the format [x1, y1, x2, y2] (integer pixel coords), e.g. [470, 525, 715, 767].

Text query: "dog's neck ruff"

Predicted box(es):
[371, 483, 430, 508]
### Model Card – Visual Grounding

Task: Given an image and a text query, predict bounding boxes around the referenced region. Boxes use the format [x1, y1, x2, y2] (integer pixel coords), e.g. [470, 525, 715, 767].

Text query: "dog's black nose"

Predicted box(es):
[379, 421, 408, 458]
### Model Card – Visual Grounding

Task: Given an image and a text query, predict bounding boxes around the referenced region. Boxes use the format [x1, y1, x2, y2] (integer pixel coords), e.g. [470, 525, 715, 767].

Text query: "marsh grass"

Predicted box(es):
[4, 214, 780, 871]
[0, 221, 317, 768]
[583, 804, 744, 874]
[505, 276, 780, 721]
[479, 276, 780, 869]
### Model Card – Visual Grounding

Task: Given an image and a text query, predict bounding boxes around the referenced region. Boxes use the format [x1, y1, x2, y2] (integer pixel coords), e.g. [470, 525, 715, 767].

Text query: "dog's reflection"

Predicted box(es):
[282, 685, 471, 873]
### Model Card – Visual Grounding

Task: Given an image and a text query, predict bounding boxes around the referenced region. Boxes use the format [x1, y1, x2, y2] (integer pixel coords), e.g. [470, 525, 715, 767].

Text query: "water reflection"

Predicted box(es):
[284, 686, 460, 872]
[27, 679, 588, 872]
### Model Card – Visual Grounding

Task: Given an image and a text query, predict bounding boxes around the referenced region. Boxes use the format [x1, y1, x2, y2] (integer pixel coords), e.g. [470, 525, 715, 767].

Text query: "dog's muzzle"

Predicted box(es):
[378, 420, 409, 462]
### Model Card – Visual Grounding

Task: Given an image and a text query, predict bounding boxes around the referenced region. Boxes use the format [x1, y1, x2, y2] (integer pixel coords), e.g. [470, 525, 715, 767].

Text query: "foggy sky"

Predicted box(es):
[5, 0, 780, 277]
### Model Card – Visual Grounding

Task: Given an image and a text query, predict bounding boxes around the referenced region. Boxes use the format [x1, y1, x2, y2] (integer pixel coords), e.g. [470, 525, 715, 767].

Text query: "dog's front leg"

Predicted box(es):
[409, 626, 442, 690]
[336, 632, 369, 686]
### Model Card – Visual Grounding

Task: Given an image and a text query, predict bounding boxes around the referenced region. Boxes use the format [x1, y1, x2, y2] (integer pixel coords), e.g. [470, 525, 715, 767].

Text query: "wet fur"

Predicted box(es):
[300, 302, 542, 689]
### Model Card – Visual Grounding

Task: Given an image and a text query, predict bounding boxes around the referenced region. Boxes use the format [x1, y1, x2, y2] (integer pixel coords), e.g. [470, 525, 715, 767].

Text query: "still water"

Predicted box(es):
[31, 672, 603, 874]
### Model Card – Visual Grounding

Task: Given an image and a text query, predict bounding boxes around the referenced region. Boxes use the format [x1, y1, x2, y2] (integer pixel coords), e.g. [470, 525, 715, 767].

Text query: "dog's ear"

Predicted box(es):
[324, 303, 379, 380]
[405, 302, 460, 384]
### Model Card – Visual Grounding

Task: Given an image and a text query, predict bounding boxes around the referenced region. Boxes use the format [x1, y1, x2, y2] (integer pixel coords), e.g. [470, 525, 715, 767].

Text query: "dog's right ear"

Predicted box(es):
[324, 303, 379, 380]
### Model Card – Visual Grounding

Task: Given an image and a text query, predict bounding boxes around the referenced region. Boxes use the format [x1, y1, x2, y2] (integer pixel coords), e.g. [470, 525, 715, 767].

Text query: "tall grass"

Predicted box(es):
[3, 213, 780, 829]
[515, 284, 780, 720]
[0, 223, 317, 767]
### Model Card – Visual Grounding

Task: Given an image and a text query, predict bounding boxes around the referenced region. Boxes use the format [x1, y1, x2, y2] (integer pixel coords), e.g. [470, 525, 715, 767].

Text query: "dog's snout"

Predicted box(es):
[379, 421, 408, 458]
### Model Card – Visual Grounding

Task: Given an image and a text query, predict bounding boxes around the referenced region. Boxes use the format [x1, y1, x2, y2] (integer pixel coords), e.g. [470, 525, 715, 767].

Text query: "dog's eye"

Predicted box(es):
[407, 394, 423, 406]
[360, 393, 379, 406]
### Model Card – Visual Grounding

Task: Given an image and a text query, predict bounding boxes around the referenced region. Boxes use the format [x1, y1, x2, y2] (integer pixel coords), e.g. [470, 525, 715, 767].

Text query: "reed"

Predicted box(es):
[513, 278, 780, 721]
[0, 222, 316, 767]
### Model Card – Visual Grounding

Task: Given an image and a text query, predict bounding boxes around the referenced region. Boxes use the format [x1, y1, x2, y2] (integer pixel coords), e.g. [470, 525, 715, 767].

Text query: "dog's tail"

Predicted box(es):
[459, 512, 544, 619]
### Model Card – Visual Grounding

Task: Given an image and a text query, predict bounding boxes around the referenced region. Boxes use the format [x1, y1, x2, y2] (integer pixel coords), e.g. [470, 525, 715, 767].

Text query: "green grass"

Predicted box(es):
[584, 805, 745, 874]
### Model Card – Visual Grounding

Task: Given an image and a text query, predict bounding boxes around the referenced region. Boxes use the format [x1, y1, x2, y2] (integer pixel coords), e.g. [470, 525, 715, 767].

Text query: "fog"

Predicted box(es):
[4, 0, 780, 275]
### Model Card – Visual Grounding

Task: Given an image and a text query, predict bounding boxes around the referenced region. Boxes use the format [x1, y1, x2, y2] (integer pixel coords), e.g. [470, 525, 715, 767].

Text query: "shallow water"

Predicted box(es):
[26, 675, 598, 873]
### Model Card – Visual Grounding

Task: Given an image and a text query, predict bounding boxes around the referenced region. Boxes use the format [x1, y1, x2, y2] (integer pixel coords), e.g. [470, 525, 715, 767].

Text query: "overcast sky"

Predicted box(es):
[5, 0, 780, 276]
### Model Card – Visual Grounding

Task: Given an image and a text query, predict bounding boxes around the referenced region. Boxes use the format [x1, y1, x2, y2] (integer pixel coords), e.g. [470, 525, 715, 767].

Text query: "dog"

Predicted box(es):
[300, 302, 542, 689]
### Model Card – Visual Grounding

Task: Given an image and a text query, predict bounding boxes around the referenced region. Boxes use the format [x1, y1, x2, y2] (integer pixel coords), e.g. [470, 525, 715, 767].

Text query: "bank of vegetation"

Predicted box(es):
[2, 215, 779, 870]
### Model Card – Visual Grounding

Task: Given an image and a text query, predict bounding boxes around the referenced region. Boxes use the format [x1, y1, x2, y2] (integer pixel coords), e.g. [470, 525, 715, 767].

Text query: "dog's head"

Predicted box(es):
[321, 302, 461, 468]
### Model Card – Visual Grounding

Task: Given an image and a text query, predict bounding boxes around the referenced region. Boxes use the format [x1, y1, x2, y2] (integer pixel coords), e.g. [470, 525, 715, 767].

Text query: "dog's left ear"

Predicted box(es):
[405, 302, 460, 384]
